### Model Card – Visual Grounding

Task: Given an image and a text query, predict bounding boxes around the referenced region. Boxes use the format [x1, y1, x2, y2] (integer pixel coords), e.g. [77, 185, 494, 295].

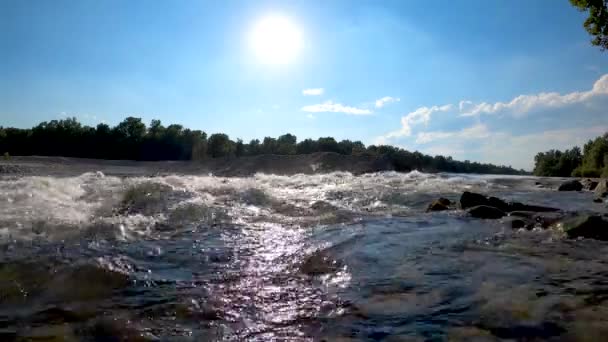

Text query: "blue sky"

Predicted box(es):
[1, 0, 608, 169]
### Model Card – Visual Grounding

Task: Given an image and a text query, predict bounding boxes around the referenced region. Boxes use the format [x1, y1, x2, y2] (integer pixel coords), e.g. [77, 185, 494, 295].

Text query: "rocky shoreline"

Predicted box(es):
[428, 178, 608, 241]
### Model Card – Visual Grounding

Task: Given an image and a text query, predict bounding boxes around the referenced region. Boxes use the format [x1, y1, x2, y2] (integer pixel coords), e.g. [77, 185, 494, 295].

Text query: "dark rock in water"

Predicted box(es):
[488, 197, 509, 211]
[510, 219, 529, 229]
[460, 192, 507, 210]
[460, 191, 558, 213]
[426, 197, 451, 212]
[593, 198, 604, 203]
[558, 180, 583, 191]
[534, 212, 567, 228]
[595, 179, 608, 198]
[460, 191, 488, 209]
[508, 202, 559, 213]
[437, 197, 451, 206]
[503, 216, 533, 229]
[509, 211, 538, 219]
[562, 215, 608, 241]
[508, 211, 565, 228]
[299, 251, 342, 275]
[582, 178, 599, 191]
[467, 205, 506, 219]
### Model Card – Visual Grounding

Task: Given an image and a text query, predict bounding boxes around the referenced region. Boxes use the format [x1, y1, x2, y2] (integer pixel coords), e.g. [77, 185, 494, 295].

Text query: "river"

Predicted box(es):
[0, 171, 607, 341]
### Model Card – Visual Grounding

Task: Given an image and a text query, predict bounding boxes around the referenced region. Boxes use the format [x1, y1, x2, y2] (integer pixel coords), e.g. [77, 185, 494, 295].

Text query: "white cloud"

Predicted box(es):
[416, 125, 608, 170]
[377, 74, 608, 146]
[381, 104, 452, 140]
[478, 126, 608, 170]
[306, 114, 316, 119]
[301, 101, 372, 115]
[416, 123, 490, 144]
[461, 74, 608, 117]
[302, 88, 324, 96]
[375, 96, 400, 108]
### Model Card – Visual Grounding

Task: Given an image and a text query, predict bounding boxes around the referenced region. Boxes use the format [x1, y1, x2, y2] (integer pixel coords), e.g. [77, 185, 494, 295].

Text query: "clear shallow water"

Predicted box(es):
[0, 171, 607, 341]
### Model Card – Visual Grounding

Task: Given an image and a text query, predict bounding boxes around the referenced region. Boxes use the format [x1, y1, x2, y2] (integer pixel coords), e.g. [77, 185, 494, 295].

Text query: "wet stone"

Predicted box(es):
[467, 205, 506, 219]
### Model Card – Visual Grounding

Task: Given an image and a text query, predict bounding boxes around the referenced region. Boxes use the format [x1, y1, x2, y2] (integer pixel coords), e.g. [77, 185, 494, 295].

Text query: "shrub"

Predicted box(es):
[2, 152, 9, 161]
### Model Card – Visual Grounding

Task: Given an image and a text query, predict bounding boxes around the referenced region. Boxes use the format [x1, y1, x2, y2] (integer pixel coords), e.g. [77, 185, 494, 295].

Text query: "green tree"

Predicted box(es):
[208, 133, 235, 158]
[570, 0, 608, 50]
[235, 139, 245, 157]
[276, 133, 297, 155]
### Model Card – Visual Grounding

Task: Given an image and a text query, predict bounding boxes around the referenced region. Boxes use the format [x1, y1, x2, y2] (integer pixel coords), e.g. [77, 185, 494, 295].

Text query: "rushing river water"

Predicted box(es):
[1, 171, 607, 341]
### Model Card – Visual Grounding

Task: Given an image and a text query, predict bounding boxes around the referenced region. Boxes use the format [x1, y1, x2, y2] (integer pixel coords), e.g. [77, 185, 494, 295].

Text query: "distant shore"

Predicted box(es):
[0, 152, 394, 178]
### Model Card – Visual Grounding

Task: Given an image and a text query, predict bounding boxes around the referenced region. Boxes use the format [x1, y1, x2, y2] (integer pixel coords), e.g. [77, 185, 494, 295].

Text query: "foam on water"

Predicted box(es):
[0, 171, 534, 241]
[2, 171, 608, 340]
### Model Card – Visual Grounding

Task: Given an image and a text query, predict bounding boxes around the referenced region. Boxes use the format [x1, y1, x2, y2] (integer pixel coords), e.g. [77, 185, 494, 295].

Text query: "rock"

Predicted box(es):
[533, 212, 567, 228]
[595, 179, 608, 198]
[460, 191, 558, 213]
[593, 198, 604, 203]
[460, 192, 507, 211]
[460, 191, 490, 210]
[426, 198, 451, 212]
[509, 211, 565, 228]
[582, 178, 599, 191]
[509, 211, 538, 219]
[503, 216, 534, 229]
[511, 219, 529, 229]
[558, 180, 583, 191]
[562, 215, 608, 241]
[437, 197, 452, 206]
[488, 197, 509, 211]
[467, 205, 506, 219]
[508, 202, 559, 213]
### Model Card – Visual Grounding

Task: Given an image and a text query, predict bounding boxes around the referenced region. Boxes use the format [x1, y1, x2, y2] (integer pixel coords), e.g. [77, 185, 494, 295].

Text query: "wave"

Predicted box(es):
[0, 171, 538, 241]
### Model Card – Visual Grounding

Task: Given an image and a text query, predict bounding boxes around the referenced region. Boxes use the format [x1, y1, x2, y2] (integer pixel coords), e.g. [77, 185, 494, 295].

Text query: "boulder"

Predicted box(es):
[508, 202, 559, 213]
[595, 179, 608, 198]
[460, 191, 558, 213]
[467, 205, 506, 219]
[562, 215, 608, 241]
[460, 191, 490, 209]
[593, 198, 604, 203]
[558, 180, 583, 191]
[503, 216, 534, 229]
[533, 212, 567, 228]
[582, 178, 599, 191]
[511, 219, 528, 229]
[509, 211, 538, 219]
[426, 197, 451, 212]
[460, 192, 508, 211]
[509, 211, 564, 228]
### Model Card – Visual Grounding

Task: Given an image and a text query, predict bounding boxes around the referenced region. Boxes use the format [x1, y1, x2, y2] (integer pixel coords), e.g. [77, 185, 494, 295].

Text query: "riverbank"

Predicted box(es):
[0, 152, 393, 178]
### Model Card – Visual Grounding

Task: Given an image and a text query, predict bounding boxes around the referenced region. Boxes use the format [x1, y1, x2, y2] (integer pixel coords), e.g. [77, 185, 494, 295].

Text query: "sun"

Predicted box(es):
[249, 15, 302, 65]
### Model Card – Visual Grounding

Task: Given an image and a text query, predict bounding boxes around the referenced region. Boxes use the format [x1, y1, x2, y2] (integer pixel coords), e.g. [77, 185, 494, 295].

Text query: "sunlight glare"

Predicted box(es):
[249, 15, 302, 65]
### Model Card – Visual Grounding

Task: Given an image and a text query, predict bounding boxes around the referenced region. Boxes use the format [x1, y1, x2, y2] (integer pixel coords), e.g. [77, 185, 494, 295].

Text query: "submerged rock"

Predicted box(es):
[508, 211, 565, 228]
[426, 198, 452, 212]
[558, 180, 583, 191]
[467, 205, 506, 219]
[299, 251, 342, 275]
[460, 191, 558, 213]
[460, 192, 507, 211]
[595, 179, 608, 198]
[561, 215, 608, 241]
[502, 216, 534, 229]
[508, 202, 559, 213]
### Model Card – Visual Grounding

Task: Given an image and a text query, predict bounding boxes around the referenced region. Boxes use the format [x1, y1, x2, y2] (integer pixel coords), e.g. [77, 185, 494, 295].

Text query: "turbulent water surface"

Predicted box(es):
[1, 170, 608, 341]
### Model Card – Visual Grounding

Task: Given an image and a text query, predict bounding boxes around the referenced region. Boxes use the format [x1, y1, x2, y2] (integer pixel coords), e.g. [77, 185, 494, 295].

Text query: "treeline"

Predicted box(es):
[0, 116, 526, 175]
[533, 132, 608, 177]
